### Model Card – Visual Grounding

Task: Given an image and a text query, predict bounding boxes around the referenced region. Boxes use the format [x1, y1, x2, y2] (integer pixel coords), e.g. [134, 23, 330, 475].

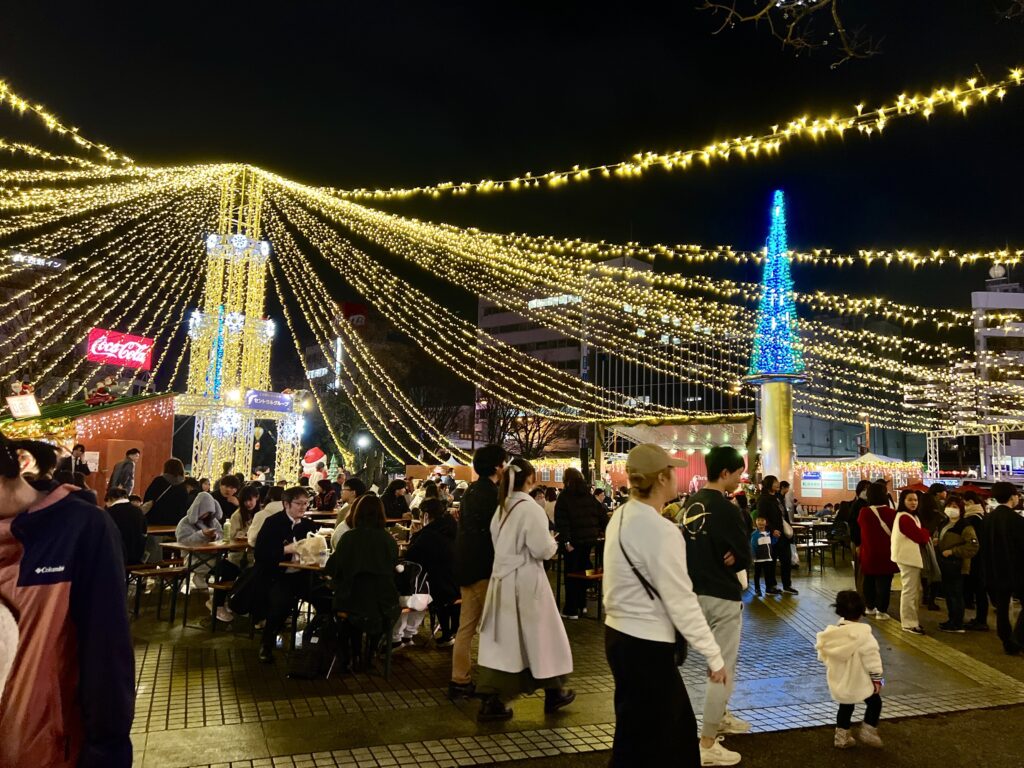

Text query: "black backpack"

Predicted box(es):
[287, 612, 338, 679]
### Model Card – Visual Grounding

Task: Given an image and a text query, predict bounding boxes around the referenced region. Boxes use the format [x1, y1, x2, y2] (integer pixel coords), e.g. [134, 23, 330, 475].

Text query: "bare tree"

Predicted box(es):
[699, 0, 881, 67]
[479, 398, 520, 447]
[408, 384, 466, 458]
[1003, 0, 1024, 18]
[506, 414, 577, 460]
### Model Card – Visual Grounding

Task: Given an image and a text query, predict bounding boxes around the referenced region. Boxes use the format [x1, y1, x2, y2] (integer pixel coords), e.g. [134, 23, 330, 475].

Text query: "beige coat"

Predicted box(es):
[478, 491, 573, 679]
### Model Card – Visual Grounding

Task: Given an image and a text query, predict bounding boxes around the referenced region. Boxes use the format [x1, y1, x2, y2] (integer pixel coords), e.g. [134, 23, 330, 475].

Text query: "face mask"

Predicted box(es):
[945, 508, 960, 520]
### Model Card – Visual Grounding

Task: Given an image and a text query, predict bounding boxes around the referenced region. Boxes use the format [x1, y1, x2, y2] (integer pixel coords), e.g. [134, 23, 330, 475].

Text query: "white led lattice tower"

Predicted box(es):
[177, 166, 304, 480]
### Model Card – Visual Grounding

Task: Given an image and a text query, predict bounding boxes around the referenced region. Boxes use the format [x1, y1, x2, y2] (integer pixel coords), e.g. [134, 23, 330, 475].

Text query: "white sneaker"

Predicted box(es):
[216, 607, 235, 623]
[700, 737, 741, 766]
[834, 727, 856, 749]
[873, 612, 890, 621]
[719, 711, 752, 734]
[854, 723, 883, 748]
[191, 573, 210, 591]
[865, 608, 878, 616]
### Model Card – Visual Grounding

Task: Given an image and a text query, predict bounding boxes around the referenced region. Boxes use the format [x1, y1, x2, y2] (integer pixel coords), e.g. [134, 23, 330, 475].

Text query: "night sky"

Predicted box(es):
[3, 1, 1023, 320]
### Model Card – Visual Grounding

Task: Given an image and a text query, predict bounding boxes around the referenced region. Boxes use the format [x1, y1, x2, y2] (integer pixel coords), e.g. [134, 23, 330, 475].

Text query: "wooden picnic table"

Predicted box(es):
[162, 540, 249, 628]
[148, 525, 177, 536]
[279, 560, 326, 572]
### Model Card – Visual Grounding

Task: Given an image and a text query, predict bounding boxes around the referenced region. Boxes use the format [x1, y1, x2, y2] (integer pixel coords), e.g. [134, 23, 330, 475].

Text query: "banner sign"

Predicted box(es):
[6, 393, 40, 418]
[8, 252, 66, 271]
[86, 328, 154, 370]
[244, 389, 293, 413]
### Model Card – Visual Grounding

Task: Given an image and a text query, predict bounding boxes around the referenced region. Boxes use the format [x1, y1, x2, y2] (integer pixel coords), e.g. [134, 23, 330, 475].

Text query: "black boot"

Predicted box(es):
[544, 687, 576, 713]
[477, 695, 513, 722]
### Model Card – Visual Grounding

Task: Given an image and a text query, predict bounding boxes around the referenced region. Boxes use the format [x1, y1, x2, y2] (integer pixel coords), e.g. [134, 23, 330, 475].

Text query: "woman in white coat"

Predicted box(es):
[891, 490, 932, 635]
[476, 456, 575, 721]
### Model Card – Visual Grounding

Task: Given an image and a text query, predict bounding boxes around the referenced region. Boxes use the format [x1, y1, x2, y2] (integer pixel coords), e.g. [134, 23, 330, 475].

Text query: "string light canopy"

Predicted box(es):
[1, 64, 1021, 463]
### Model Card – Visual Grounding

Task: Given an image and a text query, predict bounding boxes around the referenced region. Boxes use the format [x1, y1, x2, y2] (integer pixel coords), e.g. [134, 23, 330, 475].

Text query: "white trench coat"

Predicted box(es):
[478, 491, 573, 680]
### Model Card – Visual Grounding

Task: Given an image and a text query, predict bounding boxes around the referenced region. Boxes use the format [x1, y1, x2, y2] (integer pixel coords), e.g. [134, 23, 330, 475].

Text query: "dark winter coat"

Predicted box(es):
[143, 473, 189, 526]
[757, 493, 789, 540]
[454, 478, 499, 586]
[981, 505, 1024, 595]
[326, 527, 401, 634]
[554, 489, 608, 550]
[406, 516, 459, 604]
[107, 499, 148, 565]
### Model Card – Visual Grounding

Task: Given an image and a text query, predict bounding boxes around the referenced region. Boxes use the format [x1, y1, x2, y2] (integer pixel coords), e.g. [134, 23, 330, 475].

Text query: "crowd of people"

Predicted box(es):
[2, 429, 1022, 768]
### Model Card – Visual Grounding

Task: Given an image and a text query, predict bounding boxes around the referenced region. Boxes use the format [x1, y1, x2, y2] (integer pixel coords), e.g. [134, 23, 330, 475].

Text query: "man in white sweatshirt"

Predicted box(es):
[603, 443, 726, 768]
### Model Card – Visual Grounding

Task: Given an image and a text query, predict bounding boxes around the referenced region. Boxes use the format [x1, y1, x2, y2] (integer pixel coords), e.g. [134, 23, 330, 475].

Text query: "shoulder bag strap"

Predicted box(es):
[617, 508, 661, 601]
[870, 506, 892, 537]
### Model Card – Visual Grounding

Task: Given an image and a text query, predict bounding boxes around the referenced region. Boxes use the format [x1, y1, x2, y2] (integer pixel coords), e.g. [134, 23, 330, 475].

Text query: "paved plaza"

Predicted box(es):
[128, 559, 1024, 768]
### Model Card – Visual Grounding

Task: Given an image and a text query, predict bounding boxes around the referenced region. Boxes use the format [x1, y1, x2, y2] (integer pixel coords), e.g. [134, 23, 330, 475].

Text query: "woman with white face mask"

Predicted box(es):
[936, 496, 980, 633]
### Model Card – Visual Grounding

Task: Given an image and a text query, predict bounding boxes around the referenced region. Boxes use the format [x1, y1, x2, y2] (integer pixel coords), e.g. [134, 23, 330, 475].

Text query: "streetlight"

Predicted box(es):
[356, 434, 371, 450]
[858, 411, 870, 453]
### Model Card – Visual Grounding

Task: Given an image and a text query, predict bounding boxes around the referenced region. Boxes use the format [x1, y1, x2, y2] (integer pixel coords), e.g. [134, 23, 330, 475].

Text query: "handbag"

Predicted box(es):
[618, 509, 688, 666]
[398, 562, 433, 611]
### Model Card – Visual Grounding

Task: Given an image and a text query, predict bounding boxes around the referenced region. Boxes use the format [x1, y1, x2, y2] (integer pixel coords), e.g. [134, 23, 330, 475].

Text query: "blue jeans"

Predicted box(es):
[939, 557, 965, 628]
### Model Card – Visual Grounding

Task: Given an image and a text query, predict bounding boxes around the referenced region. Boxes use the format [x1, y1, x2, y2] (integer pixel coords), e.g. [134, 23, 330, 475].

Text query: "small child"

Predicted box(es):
[750, 517, 774, 597]
[815, 590, 884, 749]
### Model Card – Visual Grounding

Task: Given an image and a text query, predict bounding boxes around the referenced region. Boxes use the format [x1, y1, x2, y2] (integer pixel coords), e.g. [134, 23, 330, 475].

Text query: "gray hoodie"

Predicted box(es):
[175, 491, 224, 545]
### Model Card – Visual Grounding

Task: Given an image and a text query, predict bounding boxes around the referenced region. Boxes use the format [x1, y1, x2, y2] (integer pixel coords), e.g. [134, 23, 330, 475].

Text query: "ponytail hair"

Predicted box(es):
[498, 456, 535, 511]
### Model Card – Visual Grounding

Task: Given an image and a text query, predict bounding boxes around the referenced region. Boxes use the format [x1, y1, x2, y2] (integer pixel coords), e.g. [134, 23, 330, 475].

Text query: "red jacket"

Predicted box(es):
[857, 504, 898, 576]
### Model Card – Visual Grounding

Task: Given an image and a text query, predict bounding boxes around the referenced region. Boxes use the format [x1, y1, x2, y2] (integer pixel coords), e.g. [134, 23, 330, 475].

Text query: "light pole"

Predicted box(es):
[859, 411, 870, 453]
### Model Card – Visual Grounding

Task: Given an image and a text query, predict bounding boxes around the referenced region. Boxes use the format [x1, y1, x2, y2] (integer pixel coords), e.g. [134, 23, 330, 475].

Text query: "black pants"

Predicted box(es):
[837, 693, 882, 728]
[752, 562, 772, 591]
[939, 558, 965, 628]
[768, 538, 792, 589]
[863, 574, 894, 614]
[988, 588, 1024, 653]
[435, 601, 461, 641]
[563, 545, 593, 614]
[261, 572, 332, 651]
[966, 573, 989, 624]
[605, 626, 698, 767]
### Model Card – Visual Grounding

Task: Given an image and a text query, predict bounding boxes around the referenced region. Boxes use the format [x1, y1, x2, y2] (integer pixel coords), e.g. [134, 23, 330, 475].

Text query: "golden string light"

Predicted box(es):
[0, 78, 133, 164]
[32, 210, 207, 396]
[279, 183, 947, 429]
[324, 66, 1024, 199]
[270, 219, 456, 463]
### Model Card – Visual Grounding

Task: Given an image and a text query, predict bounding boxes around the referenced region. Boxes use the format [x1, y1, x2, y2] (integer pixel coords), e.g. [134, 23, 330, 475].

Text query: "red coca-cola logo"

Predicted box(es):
[86, 328, 154, 370]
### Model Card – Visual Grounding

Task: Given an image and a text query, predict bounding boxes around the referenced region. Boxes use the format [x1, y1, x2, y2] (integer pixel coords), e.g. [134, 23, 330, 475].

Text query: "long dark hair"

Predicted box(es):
[0, 434, 57, 483]
[897, 489, 919, 514]
[237, 484, 262, 525]
[562, 467, 588, 496]
[760, 475, 778, 495]
[498, 457, 535, 511]
[384, 479, 406, 498]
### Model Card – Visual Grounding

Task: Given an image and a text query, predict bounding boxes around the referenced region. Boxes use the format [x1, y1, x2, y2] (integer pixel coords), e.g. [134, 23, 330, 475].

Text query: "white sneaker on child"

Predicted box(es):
[834, 728, 856, 749]
[854, 723, 883, 748]
[700, 737, 741, 766]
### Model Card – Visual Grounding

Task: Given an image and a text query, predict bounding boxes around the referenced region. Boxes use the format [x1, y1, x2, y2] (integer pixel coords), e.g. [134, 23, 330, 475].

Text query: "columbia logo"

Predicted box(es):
[35, 565, 66, 574]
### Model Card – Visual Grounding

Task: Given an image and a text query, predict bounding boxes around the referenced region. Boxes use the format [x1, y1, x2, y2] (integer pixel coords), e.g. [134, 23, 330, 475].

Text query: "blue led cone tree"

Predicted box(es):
[749, 189, 804, 377]
[745, 189, 805, 484]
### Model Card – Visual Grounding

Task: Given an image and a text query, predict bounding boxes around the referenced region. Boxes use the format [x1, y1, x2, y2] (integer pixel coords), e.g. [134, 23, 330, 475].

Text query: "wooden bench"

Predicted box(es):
[127, 565, 187, 621]
[208, 580, 236, 633]
[565, 570, 604, 620]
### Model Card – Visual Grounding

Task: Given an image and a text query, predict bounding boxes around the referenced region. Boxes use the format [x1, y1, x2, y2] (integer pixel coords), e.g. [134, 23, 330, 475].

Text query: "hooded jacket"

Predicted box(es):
[815, 619, 883, 704]
[175, 491, 224, 545]
[0, 484, 135, 767]
[405, 515, 459, 605]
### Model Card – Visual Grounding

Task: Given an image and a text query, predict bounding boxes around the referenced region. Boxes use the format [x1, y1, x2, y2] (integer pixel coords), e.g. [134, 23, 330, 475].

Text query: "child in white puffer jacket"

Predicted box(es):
[815, 590, 885, 749]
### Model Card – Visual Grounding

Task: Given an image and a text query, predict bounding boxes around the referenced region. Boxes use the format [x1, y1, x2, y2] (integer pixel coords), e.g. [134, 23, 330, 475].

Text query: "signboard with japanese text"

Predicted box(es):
[244, 389, 293, 413]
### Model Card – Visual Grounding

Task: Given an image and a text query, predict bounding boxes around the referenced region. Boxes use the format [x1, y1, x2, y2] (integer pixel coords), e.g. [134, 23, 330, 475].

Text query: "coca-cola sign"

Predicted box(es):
[86, 328, 154, 370]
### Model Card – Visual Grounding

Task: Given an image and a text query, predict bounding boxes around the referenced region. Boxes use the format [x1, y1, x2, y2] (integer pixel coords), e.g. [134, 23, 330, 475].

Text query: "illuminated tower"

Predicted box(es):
[745, 189, 806, 483]
[177, 166, 304, 480]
